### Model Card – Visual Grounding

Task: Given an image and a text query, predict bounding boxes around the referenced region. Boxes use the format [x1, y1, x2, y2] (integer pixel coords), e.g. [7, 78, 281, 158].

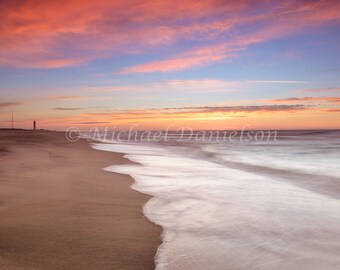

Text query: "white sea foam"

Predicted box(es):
[91, 138, 340, 270]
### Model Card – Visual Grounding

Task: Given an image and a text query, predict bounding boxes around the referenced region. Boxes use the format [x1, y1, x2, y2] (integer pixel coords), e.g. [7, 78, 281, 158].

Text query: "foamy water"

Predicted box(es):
[91, 131, 340, 270]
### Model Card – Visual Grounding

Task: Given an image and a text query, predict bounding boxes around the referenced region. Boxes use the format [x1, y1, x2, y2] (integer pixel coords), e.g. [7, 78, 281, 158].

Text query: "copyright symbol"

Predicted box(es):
[66, 127, 81, 142]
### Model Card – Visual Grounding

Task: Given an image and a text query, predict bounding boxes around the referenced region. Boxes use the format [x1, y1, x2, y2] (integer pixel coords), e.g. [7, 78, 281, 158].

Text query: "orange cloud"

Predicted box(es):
[69, 104, 339, 130]
[2, 103, 338, 130]
[325, 109, 340, 112]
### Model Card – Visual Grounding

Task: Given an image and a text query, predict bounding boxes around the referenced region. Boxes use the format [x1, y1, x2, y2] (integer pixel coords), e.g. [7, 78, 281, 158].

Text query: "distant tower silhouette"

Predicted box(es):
[33, 120, 36, 130]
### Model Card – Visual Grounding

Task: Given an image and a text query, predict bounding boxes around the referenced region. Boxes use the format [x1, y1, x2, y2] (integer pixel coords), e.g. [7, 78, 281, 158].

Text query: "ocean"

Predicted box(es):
[89, 130, 340, 270]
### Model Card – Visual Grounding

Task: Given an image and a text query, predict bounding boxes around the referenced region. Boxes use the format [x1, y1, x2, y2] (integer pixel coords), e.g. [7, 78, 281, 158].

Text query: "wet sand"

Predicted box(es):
[0, 130, 161, 270]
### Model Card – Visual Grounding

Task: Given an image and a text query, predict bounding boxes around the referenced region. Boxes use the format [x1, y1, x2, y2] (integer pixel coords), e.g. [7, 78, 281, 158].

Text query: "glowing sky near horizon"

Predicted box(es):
[0, 0, 339, 130]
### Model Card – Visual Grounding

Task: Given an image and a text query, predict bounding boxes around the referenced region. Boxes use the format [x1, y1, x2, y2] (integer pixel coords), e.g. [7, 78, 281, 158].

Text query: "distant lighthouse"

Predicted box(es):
[33, 120, 36, 130]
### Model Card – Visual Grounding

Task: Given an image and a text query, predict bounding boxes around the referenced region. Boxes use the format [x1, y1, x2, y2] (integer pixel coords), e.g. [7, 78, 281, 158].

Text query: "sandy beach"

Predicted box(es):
[0, 130, 161, 270]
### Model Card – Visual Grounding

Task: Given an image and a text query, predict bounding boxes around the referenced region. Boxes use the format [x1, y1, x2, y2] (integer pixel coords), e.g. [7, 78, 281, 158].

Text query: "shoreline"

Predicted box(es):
[88, 134, 340, 269]
[0, 130, 161, 269]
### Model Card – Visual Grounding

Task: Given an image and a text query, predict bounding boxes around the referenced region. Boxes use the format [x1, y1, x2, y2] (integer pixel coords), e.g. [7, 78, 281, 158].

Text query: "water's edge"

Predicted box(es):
[89, 137, 340, 270]
[90, 143, 165, 269]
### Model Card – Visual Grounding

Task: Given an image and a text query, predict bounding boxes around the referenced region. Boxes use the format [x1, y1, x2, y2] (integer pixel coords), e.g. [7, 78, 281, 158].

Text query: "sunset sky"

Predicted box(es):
[0, 0, 339, 130]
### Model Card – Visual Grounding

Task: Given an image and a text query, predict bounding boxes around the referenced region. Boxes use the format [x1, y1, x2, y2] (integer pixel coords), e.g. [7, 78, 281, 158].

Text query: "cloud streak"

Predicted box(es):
[117, 47, 242, 74]
[295, 87, 340, 93]
[266, 97, 340, 103]
[82, 104, 309, 121]
[53, 107, 81, 111]
[84, 79, 315, 94]
[247, 80, 312, 84]
[0, 102, 24, 109]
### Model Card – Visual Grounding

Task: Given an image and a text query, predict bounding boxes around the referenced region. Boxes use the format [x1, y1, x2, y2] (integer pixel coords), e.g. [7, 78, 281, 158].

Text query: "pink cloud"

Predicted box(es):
[0, 0, 249, 68]
[117, 0, 340, 73]
[118, 47, 241, 73]
[1, 0, 339, 70]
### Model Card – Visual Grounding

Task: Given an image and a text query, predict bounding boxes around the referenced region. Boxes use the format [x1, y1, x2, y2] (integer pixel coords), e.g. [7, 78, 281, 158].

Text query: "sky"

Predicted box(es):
[0, 0, 339, 130]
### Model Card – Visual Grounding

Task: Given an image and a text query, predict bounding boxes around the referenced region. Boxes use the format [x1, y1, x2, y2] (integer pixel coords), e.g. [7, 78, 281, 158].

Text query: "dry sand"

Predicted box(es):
[0, 130, 161, 270]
